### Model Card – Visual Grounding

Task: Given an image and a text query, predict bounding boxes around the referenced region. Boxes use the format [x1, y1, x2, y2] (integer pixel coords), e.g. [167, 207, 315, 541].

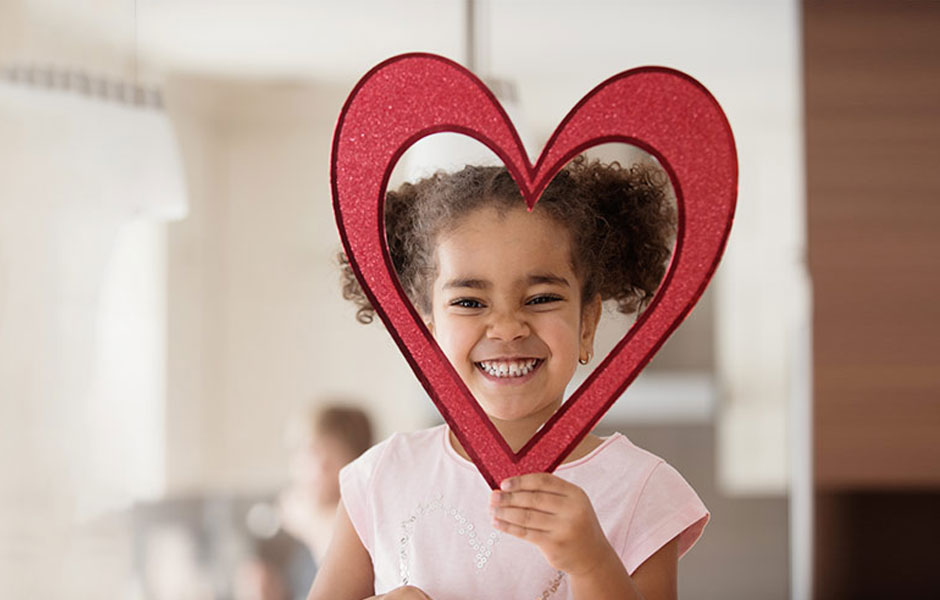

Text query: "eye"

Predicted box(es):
[450, 298, 485, 309]
[527, 294, 563, 306]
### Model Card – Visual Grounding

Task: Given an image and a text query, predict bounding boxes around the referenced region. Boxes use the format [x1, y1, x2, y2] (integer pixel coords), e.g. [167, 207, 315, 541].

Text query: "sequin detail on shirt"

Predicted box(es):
[398, 493, 501, 585]
[538, 570, 566, 599]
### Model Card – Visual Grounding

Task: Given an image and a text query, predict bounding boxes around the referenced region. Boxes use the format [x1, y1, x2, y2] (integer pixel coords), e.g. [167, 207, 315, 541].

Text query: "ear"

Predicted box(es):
[579, 293, 602, 355]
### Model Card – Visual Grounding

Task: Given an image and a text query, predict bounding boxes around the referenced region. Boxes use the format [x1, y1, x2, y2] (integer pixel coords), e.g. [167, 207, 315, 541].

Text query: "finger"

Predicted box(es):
[491, 505, 556, 532]
[382, 586, 432, 600]
[490, 489, 565, 514]
[492, 515, 550, 544]
[500, 472, 572, 495]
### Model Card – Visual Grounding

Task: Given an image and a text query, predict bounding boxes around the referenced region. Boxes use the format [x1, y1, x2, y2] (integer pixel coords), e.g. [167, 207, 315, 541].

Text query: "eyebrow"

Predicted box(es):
[442, 278, 489, 291]
[527, 273, 570, 288]
[441, 273, 570, 290]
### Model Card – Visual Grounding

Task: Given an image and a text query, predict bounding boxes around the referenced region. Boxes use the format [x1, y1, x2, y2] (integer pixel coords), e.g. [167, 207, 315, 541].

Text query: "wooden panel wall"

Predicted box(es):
[805, 1, 940, 489]
[805, 2, 940, 597]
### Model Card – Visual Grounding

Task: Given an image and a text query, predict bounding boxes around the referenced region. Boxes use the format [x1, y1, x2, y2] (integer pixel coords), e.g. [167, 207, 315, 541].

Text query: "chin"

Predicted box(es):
[476, 396, 557, 425]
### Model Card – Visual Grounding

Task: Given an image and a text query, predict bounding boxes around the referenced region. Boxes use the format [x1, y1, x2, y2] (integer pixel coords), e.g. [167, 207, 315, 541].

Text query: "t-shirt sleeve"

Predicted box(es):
[619, 461, 710, 575]
[339, 440, 387, 556]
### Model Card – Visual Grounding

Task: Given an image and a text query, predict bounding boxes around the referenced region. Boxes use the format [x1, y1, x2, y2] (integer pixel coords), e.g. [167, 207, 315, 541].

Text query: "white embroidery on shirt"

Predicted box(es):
[398, 492, 502, 585]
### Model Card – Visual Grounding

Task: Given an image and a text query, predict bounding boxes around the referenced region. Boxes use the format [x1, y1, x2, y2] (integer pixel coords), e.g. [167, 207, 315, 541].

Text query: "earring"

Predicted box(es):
[579, 351, 592, 366]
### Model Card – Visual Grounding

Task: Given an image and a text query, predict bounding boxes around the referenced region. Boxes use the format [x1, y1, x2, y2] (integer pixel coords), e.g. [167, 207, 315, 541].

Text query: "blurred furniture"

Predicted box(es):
[804, 1, 940, 597]
[133, 494, 313, 600]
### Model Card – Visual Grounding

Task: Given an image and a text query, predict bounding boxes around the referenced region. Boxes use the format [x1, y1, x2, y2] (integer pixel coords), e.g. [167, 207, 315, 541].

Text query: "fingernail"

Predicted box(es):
[500, 479, 513, 491]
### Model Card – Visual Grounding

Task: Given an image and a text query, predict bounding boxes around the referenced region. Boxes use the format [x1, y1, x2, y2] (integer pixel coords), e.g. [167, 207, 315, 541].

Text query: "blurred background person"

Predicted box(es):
[279, 403, 374, 565]
[232, 557, 289, 600]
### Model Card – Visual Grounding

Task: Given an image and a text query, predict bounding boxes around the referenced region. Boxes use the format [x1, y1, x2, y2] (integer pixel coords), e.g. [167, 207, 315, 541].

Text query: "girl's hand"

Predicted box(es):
[367, 585, 433, 600]
[489, 473, 616, 577]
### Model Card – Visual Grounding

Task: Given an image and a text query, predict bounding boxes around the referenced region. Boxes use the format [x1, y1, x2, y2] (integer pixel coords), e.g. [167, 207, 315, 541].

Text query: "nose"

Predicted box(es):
[486, 307, 529, 341]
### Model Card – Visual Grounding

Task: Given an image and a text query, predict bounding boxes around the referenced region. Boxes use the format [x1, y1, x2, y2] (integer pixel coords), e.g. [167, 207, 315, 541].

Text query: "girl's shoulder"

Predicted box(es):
[341, 424, 449, 481]
[377, 423, 449, 457]
[350, 427, 668, 479]
[343, 426, 676, 496]
[561, 432, 710, 571]
[558, 431, 665, 475]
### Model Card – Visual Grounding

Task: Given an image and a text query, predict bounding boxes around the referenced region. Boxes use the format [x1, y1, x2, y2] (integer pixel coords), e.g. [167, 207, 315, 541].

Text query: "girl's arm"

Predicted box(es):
[306, 503, 374, 600]
[490, 473, 679, 600]
[569, 537, 678, 600]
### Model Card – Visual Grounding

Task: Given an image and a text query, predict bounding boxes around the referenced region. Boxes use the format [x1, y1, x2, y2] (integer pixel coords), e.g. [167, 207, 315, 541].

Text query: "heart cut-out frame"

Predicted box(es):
[331, 53, 737, 489]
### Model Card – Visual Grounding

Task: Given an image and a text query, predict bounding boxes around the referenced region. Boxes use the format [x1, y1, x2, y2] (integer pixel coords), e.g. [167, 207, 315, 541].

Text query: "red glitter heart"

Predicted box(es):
[331, 53, 737, 489]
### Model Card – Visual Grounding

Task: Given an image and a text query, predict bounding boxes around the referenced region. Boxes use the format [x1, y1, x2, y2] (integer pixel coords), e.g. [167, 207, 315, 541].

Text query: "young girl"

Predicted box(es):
[309, 156, 709, 600]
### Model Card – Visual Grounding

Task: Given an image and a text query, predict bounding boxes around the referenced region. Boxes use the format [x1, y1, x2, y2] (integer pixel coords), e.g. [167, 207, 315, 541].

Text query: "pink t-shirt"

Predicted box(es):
[340, 425, 709, 599]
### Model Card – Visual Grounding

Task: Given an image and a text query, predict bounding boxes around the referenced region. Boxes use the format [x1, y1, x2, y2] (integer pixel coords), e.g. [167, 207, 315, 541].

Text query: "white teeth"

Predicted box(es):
[477, 359, 539, 378]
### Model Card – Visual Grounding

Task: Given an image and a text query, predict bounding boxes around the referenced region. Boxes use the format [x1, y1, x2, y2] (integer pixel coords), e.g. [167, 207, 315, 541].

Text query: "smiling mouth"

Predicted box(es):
[474, 358, 543, 379]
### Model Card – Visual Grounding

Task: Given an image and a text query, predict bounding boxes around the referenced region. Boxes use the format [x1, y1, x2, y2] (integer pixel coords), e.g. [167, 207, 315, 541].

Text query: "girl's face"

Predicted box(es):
[427, 205, 601, 429]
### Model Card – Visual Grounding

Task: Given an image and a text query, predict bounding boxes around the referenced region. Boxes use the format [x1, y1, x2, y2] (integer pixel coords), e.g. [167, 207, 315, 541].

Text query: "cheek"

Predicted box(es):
[428, 290, 476, 361]
[542, 313, 583, 359]
[432, 318, 477, 366]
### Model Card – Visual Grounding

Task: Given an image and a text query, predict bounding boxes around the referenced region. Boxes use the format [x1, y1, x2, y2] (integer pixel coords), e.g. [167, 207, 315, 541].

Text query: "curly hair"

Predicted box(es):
[339, 155, 676, 324]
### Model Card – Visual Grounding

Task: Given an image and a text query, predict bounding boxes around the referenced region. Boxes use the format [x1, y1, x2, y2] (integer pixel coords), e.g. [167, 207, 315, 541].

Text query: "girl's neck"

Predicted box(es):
[492, 405, 559, 452]
[447, 401, 603, 465]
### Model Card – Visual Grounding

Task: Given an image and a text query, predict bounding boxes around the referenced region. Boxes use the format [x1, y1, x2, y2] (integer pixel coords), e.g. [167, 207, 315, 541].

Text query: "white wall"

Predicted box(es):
[163, 76, 431, 495]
